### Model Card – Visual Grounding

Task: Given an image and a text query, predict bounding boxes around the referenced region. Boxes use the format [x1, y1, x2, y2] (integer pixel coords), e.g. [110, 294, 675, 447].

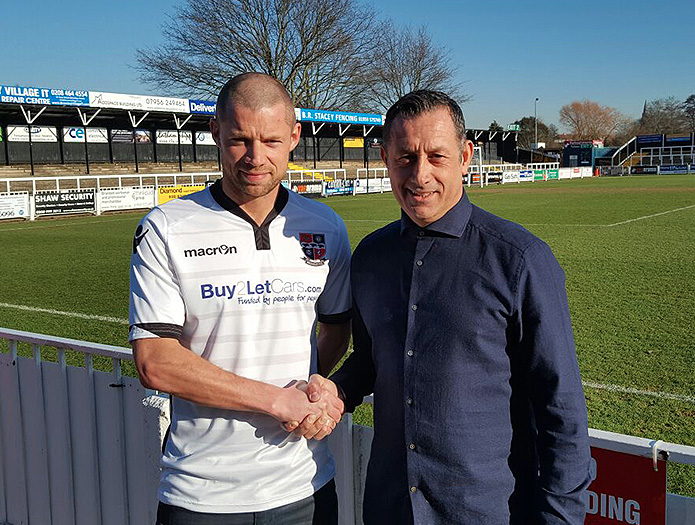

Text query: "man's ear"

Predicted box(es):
[289, 122, 301, 151]
[210, 118, 220, 147]
[460, 139, 474, 175]
[380, 144, 388, 165]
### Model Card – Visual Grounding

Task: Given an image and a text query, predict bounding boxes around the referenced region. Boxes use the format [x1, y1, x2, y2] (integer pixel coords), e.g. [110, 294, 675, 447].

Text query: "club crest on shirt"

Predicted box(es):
[299, 233, 327, 266]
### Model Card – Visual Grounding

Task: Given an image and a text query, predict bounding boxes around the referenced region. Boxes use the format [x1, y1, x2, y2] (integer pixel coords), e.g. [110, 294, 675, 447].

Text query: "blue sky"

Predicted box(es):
[1, 0, 694, 130]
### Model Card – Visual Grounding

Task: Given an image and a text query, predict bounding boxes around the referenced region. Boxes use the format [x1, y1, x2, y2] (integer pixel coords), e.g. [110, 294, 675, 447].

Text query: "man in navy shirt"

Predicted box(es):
[298, 90, 591, 523]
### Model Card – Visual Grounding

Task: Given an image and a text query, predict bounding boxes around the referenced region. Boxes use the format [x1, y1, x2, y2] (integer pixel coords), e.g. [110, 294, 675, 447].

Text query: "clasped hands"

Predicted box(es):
[280, 374, 343, 440]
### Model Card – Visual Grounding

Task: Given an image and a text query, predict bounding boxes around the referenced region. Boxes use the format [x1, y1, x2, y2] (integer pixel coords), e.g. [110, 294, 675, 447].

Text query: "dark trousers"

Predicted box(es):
[156, 479, 338, 525]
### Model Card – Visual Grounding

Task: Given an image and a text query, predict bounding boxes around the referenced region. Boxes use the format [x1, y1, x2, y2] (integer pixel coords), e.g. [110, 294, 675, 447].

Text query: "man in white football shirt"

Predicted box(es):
[129, 73, 351, 524]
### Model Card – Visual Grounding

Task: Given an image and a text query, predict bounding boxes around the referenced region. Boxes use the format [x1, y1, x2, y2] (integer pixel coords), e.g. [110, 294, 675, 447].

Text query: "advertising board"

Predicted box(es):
[0, 85, 89, 106]
[7, 125, 58, 143]
[195, 131, 216, 146]
[502, 171, 520, 184]
[34, 190, 95, 216]
[659, 164, 689, 174]
[90, 91, 189, 113]
[486, 172, 503, 184]
[98, 187, 156, 211]
[0, 193, 30, 220]
[157, 184, 206, 205]
[533, 170, 546, 181]
[156, 130, 193, 145]
[297, 108, 384, 126]
[558, 168, 573, 180]
[630, 166, 658, 175]
[547, 169, 559, 180]
[189, 99, 216, 115]
[585, 447, 665, 525]
[62, 127, 109, 144]
[519, 170, 534, 182]
[290, 181, 323, 196]
[111, 129, 134, 143]
[325, 180, 354, 196]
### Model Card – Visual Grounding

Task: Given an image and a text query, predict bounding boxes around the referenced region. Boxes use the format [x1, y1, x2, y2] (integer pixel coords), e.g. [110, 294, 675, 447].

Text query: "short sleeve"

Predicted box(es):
[129, 208, 186, 341]
[316, 215, 351, 324]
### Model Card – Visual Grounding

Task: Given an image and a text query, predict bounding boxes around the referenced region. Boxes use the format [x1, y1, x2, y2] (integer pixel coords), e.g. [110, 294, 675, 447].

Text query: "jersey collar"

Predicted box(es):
[210, 179, 289, 250]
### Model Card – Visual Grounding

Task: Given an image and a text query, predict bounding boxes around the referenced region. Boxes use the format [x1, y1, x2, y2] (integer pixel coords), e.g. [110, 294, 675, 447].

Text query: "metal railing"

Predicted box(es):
[1, 172, 221, 194]
[3, 328, 694, 524]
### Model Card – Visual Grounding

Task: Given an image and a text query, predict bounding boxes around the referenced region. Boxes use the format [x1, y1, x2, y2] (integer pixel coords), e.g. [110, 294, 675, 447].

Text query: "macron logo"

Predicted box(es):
[184, 244, 238, 258]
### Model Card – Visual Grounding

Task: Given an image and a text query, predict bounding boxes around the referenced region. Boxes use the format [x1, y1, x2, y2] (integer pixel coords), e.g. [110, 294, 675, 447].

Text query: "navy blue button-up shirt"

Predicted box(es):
[332, 192, 591, 524]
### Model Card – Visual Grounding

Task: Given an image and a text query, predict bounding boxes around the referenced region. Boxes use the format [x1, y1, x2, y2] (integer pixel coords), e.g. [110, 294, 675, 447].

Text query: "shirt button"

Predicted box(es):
[406, 397, 413, 405]
[417, 231, 425, 237]
[406, 349, 414, 357]
[415, 260, 423, 267]
[410, 486, 418, 493]
[411, 304, 417, 311]
[408, 442, 416, 450]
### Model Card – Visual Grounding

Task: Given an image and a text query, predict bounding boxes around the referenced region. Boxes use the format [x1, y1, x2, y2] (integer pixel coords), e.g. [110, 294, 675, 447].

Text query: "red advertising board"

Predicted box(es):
[586, 447, 666, 524]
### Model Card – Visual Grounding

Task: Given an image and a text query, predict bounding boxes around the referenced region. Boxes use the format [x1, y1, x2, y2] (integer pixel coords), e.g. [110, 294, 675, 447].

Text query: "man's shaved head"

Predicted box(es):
[215, 72, 295, 125]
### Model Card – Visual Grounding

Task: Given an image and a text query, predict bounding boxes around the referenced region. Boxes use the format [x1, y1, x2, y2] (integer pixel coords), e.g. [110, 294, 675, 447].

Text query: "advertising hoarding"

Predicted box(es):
[189, 99, 216, 114]
[0, 85, 89, 106]
[34, 190, 96, 216]
[62, 127, 109, 144]
[195, 131, 216, 146]
[98, 187, 156, 211]
[7, 125, 58, 143]
[519, 170, 533, 182]
[111, 129, 134, 143]
[343, 137, 364, 148]
[533, 170, 546, 181]
[157, 184, 206, 205]
[90, 91, 189, 113]
[297, 108, 384, 125]
[290, 181, 323, 196]
[324, 180, 354, 196]
[585, 447, 665, 525]
[156, 130, 193, 145]
[630, 166, 658, 175]
[0, 193, 30, 220]
[659, 164, 689, 174]
[547, 169, 559, 180]
[502, 171, 520, 183]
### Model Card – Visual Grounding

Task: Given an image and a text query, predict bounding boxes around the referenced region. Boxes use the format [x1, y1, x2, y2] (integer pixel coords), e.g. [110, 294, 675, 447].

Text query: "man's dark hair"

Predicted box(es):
[215, 72, 295, 125]
[382, 90, 467, 147]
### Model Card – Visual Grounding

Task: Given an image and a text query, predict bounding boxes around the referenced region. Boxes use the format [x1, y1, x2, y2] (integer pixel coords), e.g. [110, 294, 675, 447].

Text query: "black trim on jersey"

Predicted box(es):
[210, 179, 289, 250]
[317, 310, 352, 324]
[130, 323, 183, 340]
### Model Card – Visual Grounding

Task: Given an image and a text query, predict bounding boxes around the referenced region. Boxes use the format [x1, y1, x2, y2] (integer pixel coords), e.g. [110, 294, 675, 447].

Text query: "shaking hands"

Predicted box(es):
[281, 374, 343, 440]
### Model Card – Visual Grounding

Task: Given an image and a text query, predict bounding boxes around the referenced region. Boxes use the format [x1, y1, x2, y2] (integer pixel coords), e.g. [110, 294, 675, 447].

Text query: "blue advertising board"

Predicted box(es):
[0, 85, 89, 106]
[659, 165, 689, 174]
[189, 99, 216, 115]
[298, 108, 384, 126]
[325, 180, 354, 196]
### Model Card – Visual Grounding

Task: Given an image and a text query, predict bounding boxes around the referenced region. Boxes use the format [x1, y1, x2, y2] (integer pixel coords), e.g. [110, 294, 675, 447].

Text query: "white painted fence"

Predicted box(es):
[2, 328, 694, 524]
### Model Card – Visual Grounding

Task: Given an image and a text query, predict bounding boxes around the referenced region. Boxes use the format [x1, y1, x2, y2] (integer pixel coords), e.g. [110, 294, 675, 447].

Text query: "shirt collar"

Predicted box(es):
[210, 179, 289, 228]
[400, 191, 472, 238]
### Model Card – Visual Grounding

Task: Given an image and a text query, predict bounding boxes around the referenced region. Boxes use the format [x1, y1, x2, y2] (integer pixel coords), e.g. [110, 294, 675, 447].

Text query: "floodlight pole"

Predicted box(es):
[533, 97, 539, 164]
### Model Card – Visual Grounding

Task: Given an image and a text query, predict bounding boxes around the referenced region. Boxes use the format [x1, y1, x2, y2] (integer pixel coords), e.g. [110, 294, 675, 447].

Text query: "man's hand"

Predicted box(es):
[283, 375, 344, 440]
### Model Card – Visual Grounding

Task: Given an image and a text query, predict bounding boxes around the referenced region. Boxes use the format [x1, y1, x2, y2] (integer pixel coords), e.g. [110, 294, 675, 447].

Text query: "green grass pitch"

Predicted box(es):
[1, 174, 694, 494]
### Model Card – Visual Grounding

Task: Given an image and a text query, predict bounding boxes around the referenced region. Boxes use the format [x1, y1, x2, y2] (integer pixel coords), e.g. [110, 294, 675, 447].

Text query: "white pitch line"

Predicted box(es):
[606, 203, 695, 227]
[0, 214, 141, 233]
[0, 302, 128, 325]
[583, 381, 695, 404]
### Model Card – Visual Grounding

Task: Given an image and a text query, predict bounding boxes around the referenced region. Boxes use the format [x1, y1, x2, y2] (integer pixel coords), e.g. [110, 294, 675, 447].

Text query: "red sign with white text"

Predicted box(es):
[586, 447, 666, 524]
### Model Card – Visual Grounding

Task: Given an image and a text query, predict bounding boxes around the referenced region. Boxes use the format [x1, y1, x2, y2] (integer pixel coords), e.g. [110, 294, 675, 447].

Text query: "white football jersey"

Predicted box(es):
[129, 181, 351, 513]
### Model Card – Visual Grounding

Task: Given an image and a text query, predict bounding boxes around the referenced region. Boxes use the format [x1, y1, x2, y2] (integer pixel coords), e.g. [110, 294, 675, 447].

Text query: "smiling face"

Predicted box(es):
[381, 106, 474, 227]
[210, 102, 301, 207]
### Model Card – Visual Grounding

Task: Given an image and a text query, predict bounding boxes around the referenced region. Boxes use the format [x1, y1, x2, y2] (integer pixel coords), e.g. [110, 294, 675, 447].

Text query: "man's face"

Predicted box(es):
[210, 103, 301, 203]
[382, 107, 474, 227]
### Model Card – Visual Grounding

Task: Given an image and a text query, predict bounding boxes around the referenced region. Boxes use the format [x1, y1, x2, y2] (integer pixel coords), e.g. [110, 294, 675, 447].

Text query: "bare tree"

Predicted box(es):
[639, 97, 688, 134]
[135, 0, 383, 109]
[513, 116, 553, 149]
[559, 100, 624, 143]
[683, 94, 695, 130]
[355, 24, 468, 112]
